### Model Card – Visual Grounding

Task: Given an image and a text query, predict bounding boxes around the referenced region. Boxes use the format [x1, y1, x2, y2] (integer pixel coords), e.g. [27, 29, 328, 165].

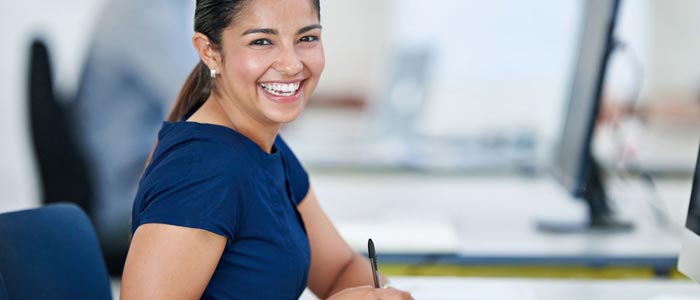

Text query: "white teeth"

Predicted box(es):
[260, 82, 301, 96]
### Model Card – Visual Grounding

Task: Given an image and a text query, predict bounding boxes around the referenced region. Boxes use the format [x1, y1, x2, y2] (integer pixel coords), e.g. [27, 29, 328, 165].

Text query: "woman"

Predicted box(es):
[120, 0, 413, 299]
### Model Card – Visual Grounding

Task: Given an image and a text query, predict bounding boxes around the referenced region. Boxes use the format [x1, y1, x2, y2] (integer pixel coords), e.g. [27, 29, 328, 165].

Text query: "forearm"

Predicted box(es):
[325, 253, 388, 297]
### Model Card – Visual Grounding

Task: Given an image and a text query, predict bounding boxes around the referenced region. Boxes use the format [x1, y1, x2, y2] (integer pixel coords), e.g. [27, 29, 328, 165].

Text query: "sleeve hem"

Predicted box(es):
[136, 216, 234, 243]
[296, 181, 310, 206]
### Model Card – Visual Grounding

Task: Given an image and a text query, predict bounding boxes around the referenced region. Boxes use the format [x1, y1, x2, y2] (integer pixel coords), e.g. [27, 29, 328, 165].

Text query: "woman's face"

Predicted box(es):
[217, 0, 324, 127]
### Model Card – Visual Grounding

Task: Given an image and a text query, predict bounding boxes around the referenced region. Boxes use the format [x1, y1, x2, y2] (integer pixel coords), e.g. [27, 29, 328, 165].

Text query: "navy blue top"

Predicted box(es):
[131, 120, 311, 300]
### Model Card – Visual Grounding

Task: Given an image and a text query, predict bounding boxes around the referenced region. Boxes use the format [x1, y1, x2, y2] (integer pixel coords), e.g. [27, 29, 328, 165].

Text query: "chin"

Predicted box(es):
[266, 106, 305, 125]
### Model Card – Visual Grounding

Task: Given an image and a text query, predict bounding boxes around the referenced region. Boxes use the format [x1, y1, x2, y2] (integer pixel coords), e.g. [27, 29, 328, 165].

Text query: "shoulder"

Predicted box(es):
[149, 139, 250, 183]
[134, 136, 252, 240]
[153, 123, 251, 168]
[142, 124, 257, 192]
[275, 135, 292, 151]
[274, 135, 300, 162]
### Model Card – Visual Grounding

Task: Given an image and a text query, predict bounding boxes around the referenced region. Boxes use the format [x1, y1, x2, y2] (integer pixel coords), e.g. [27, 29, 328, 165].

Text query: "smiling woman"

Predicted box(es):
[119, 1, 413, 300]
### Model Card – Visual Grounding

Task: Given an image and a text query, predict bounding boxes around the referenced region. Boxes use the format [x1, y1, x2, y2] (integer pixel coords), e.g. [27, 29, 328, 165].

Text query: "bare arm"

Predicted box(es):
[298, 187, 389, 299]
[120, 224, 227, 300]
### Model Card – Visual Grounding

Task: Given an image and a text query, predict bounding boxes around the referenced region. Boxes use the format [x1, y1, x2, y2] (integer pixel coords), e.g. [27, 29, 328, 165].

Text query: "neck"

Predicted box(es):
[189, 95, 281, 154]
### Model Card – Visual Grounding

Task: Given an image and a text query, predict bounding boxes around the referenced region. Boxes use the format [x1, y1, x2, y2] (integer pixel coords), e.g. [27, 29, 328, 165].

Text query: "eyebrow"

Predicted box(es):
[297, 24, 322, 35]
[241, 24, 322, 36]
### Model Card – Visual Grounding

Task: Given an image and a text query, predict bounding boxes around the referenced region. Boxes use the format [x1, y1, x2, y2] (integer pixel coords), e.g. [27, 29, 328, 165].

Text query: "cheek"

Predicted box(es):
[228, 53, 269, 83]
[304, 47, 325, 76]
[315, 52, 326, 74]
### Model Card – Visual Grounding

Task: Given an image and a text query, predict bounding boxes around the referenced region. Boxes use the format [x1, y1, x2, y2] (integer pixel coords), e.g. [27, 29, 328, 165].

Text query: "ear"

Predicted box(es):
[192, 32, 222, 71]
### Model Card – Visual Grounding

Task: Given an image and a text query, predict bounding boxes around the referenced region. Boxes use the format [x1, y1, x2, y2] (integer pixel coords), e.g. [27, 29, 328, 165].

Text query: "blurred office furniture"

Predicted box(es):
[0, 273, 8, 300]
[27, 38, 93, 215]
[69, 0, 197, 276]
[678, 143, 700, 283]
[0, 203, 112, 300]
[376, 46, 433, 141]
[544, 0, 632, 233]
[28, 37, 127, 276]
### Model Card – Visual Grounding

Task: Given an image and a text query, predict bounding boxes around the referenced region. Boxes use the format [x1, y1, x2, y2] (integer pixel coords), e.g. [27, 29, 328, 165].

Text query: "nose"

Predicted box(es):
[274, 45, 303, 75]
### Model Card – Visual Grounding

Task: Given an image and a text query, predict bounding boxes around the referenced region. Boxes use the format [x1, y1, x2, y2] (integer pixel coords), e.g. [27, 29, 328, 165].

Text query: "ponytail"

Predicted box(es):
[144, 62, 211, 168]
[167, 61, 212, 122]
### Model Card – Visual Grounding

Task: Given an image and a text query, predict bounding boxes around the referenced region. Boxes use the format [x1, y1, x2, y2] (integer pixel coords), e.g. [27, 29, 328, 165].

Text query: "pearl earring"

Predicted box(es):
[210, 68, 217, 79]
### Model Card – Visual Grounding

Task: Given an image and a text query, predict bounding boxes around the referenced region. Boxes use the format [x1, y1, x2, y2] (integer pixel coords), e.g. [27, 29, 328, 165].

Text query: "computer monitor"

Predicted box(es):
[678, 143, 700, 283]
[542, 0, 633, 233]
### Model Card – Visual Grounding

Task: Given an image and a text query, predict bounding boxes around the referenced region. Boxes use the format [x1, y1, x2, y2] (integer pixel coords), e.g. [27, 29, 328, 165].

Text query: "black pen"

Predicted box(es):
[368, 238, 381, 288]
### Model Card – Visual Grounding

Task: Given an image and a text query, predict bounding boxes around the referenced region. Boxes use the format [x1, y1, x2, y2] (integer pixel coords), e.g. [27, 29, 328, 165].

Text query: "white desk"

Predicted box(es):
[396, 276, 700, 300]
[110, 276, 700, 300]
[311, 172, 691, 271]
[297, 276, 700, 300]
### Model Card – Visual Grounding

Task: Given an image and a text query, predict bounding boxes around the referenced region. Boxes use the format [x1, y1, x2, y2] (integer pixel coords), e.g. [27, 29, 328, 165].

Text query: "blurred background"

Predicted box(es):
[1, 0, 700, 291]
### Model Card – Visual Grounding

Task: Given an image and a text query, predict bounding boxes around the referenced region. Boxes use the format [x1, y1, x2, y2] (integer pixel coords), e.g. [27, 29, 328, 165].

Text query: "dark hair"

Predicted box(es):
[168, 0, 321, 122]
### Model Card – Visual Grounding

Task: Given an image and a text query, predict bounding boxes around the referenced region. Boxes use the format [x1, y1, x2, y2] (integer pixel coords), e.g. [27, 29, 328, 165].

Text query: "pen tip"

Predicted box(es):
[368, 238, 375, 257]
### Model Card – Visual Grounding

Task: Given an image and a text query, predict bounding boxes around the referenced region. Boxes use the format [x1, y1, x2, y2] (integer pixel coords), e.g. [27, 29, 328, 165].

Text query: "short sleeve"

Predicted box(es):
[134, 141, 247, 241]
[276, 137, 310, 205]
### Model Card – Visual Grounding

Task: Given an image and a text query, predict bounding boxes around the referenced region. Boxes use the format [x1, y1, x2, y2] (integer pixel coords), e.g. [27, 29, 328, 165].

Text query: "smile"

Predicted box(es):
[260, 81, 302, 97]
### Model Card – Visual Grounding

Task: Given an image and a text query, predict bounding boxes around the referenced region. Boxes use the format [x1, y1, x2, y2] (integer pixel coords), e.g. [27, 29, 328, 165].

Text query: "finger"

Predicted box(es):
[374, 287, 413, 300]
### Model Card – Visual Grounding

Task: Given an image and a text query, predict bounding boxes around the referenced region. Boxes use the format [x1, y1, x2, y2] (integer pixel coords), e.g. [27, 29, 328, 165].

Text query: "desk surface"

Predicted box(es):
[109, 276, 700, 300]
[311, 173, 692, 271]
[298, 276, 700, 300]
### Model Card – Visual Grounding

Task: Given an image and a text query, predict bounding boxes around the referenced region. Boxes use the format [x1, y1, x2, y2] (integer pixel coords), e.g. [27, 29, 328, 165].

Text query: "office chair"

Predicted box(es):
[28, 38, 129, 277]
[0, 204, 112, 300]
[28, 38, 94, 214]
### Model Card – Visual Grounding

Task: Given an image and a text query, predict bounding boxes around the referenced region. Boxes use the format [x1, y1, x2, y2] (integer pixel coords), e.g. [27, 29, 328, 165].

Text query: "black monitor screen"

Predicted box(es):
[552, 0, 621, 198]
[687, 144, 700, 235]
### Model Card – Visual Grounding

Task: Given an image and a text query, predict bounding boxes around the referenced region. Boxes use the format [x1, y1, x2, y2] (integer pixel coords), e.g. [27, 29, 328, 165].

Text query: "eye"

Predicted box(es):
[299, 35, 319, 43]
[250, 39, 272, 46]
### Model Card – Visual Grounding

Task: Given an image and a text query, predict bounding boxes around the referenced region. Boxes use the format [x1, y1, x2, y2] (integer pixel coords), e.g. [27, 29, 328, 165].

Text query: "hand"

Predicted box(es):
[326, 285, 413, 300]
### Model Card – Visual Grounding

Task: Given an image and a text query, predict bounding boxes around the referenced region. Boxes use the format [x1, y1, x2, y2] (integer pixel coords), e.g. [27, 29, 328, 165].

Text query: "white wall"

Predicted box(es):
[389, 0, 651, 145]
[649, 0, 700, 101]
[313, 0, 392, 99]
[1, 0, 698, 213]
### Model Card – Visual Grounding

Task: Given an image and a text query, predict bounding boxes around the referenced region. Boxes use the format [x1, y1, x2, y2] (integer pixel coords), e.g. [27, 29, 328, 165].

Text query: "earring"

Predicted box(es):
[210, 68, 217, 79]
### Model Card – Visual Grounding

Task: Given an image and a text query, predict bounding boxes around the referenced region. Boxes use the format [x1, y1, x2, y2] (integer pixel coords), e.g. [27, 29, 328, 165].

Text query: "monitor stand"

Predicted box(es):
[537, 157, 634, 234]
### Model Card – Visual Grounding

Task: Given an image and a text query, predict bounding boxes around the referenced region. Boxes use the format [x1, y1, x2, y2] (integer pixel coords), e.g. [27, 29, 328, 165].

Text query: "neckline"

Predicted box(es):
[163, 120, 281, 159]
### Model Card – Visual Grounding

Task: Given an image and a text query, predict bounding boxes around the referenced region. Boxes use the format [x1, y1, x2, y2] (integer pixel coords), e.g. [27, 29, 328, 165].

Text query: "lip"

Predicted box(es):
[259, 79, 305, 84]
[259, 79, 306, 104]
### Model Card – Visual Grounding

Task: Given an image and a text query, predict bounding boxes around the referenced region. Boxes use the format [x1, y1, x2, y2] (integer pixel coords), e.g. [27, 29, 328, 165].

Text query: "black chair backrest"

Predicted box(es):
[0, 204, 112, 300]
[28, 39, 93, 214]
